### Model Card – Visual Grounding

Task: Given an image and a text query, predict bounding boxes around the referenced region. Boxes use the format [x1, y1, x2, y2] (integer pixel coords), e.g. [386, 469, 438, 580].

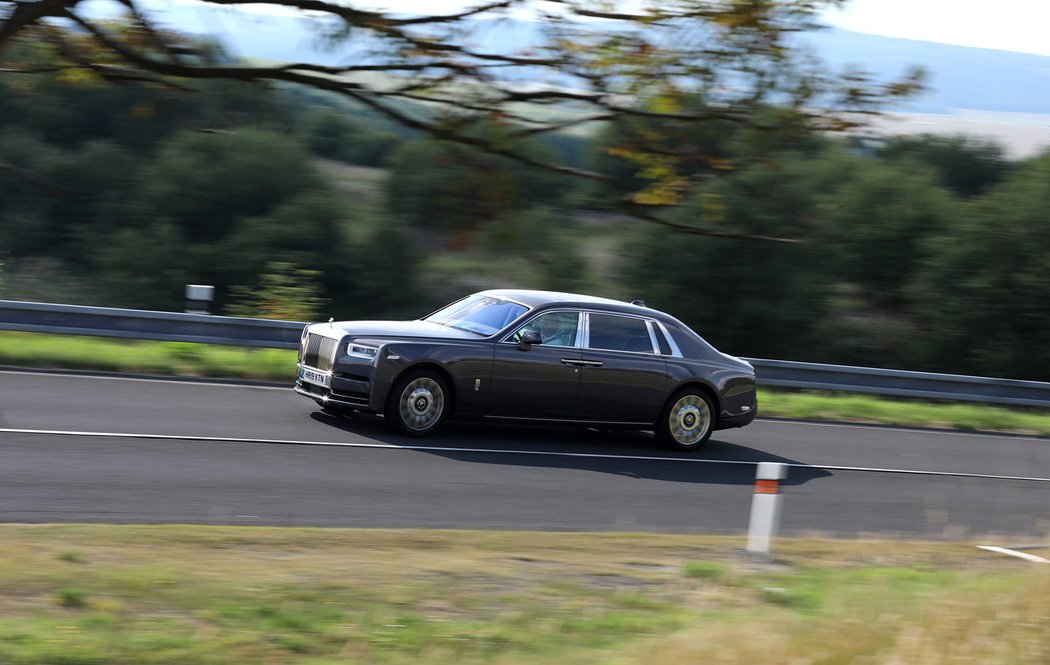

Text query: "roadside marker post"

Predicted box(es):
[746, 462, 787, 555]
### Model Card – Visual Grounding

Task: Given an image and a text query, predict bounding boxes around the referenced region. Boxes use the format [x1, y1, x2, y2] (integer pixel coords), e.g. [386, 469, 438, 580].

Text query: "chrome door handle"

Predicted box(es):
[561, 358, 602, 367]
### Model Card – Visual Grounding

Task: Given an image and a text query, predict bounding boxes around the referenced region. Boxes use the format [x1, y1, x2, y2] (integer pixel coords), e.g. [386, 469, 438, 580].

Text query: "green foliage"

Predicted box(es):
[299, 108, 401, 166]
[333, 222, 422, 319]
[385, 134, 571, 244]
[625, 153, 837, 358]
[820, 160, 955, 307]
[685, 562, 728, 581]
[226, 262, 328, 321]
[877, 135, 1011, 198]
[909, 152, 1050, 379]
[57, 551, 87, 564]
[57, 588, 88, 609]
[480, 207, 589, 293]
[138, 129, 317, 243]
[1, 44, 1048, 383]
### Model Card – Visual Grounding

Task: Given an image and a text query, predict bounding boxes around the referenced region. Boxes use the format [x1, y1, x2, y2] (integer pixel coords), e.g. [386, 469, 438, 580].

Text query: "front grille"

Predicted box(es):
[303, 333, 339, 371]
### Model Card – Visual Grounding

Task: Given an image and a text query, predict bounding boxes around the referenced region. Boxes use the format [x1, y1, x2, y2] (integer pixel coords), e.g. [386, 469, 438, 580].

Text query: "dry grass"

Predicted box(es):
[0, 526, 1047, 664]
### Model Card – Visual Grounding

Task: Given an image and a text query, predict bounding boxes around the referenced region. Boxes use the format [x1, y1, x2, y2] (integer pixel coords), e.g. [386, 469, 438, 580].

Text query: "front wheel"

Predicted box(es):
[386, 369, 450, 436]
[657, 389, 715, 451]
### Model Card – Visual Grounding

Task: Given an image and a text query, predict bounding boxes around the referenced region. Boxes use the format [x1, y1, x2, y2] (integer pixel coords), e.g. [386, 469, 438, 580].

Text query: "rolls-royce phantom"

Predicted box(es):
[294, 289, 756, 450]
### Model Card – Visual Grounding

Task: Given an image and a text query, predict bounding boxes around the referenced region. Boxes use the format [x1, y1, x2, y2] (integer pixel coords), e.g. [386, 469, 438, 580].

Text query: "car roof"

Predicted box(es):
[478, 289, 657, 316]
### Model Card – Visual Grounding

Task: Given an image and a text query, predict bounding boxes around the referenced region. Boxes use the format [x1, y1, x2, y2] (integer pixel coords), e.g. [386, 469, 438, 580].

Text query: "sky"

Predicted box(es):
[825, 0, 1050, 57]
[118, 0, 1050, 59]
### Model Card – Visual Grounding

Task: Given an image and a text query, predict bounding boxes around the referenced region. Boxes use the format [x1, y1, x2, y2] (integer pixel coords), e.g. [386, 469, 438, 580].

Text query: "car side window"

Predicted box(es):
[514, 311, 580, 347]
[587, 313, 655, 354]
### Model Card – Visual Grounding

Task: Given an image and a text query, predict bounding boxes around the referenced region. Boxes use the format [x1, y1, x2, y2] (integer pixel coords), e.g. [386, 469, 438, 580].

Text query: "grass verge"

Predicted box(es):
[2, 330, 1048, 435]
[0, 525, 1046, 665]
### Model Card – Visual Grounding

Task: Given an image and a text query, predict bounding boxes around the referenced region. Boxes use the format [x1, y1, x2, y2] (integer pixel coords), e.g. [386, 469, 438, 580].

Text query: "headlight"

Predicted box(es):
[347, 343, 378, 359]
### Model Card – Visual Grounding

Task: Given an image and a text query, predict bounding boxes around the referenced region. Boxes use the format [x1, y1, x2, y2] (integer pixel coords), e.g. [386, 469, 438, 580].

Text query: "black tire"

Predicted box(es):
[656, 388, 715, 451]
[385, 369, 450, 437]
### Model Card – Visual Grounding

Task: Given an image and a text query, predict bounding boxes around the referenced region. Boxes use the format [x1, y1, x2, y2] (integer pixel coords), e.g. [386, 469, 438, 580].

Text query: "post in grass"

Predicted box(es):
[746, 462, 787, 555]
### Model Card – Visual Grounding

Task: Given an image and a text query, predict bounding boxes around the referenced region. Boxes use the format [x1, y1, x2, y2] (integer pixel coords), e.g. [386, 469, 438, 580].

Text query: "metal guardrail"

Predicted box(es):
[745, 358, 1050, 409]
[2, 299, 1049, 408]
[0, 299, 305, 349]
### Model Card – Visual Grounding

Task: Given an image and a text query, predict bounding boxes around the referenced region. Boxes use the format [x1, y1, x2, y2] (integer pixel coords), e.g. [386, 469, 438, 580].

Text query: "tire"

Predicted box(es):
[386, 369, 450, 436]
[657, 389, 715, 451]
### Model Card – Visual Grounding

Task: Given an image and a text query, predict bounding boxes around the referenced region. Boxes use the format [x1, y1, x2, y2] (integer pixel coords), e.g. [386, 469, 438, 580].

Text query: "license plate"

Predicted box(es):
[300, 367, 331, 388]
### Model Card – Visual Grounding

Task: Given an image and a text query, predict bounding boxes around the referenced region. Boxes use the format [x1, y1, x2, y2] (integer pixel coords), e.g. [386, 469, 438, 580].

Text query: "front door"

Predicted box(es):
[486, 311, 583, 419]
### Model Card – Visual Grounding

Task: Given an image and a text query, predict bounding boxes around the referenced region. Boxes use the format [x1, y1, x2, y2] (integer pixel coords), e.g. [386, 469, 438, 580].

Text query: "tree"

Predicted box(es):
[820, 159, 955, 308]
[624, 146, 841, 359]
[385, 131, 568, 243]
[0, 0, 922, 240]
[909, 153, 1050, 380]
[226, 261, 328, 321]
[877, 135, 1011, 198]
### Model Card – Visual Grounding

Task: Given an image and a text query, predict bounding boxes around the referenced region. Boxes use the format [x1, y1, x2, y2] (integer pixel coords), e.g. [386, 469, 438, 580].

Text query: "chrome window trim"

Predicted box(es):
[497, 309, 585, 348]
[583, 311, 661, 356]
[644, 320, 661, 355]
[654, 321, 684, 358]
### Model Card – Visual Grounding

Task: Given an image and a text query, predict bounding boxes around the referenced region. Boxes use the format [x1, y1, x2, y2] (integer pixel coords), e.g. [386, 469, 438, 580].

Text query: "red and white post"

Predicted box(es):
[746, 462, 787, 555]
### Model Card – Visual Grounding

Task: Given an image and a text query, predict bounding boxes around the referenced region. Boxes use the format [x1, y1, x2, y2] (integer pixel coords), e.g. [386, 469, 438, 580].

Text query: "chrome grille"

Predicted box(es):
[303, 333, 339, 371]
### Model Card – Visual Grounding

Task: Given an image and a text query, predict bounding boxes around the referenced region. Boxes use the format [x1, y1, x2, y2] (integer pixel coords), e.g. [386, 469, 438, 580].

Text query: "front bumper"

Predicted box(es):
[295, 327, 385, 412]
[295, 361, 379, 412]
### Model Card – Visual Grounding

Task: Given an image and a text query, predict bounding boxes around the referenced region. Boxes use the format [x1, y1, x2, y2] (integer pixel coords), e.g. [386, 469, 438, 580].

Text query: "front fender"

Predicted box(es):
[367, 341, 495, 416]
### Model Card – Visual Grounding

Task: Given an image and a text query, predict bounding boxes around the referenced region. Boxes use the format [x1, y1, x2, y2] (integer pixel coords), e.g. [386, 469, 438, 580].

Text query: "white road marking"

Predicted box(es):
[977, 546, 1050, 563]
[2, 427, 1049, 483]
[2, 370, 1046, 441]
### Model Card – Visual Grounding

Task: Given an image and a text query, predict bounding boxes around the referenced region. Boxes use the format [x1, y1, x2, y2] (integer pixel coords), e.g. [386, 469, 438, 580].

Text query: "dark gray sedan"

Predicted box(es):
[294, 289, 756, 450]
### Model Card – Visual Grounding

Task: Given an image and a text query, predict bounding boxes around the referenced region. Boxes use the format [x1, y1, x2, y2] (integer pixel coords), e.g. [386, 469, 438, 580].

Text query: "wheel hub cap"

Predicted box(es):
[669, 396, 711, 446]
[399, 378, 445, 432]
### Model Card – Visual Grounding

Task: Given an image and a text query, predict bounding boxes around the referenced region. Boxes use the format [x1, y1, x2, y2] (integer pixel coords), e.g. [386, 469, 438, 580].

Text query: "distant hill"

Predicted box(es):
[807, 30, 1050, 115]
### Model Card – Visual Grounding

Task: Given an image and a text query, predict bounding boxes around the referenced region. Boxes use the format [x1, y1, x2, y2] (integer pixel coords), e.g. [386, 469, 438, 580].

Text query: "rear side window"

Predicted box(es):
[587, 313, 655, 353]
[654, 325, 673, 355]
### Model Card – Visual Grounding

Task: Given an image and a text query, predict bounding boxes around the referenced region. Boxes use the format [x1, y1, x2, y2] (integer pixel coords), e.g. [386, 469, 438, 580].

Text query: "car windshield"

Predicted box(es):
[423, 295, 529, 336]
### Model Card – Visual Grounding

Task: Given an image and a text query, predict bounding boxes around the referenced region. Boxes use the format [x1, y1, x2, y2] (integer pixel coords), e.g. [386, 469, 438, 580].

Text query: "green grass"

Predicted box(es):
[2, 330, 1048, 435]
[0, 331, 295, 381]
[760, 390, 1050, 435]
[0, 526, 1046, 665]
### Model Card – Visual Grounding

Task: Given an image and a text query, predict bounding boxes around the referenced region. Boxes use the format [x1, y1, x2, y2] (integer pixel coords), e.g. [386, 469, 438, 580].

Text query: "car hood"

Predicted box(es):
[324, 319, 484, 341]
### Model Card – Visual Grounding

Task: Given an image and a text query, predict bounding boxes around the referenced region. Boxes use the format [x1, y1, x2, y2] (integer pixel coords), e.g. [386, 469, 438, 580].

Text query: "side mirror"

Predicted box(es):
[519, 329, 543, 351]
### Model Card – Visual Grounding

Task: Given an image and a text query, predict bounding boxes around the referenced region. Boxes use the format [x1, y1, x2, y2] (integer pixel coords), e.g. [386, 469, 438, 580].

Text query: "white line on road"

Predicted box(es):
[3, 427, 1050, 483]
[3, 369, 1047, 441]
[977, 546, 1050, 563]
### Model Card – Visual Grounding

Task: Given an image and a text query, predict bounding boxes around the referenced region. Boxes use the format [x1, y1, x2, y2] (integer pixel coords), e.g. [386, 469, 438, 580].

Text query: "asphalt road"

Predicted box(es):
[1, 369, 1048, 538]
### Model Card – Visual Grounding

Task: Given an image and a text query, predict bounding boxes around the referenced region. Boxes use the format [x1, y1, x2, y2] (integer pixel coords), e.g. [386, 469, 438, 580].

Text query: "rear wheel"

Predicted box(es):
[386, 369, 450, 436]
[657, 389, 715, 451]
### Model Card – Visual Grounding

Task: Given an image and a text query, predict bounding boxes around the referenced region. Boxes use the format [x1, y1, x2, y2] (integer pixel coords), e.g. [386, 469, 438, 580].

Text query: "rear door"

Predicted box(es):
[574, 312, 668, 423]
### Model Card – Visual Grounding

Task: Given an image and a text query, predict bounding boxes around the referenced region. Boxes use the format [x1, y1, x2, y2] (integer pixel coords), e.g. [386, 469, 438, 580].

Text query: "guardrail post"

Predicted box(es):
[746, 462, 787, 555]
[185, 284, 215, 314]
